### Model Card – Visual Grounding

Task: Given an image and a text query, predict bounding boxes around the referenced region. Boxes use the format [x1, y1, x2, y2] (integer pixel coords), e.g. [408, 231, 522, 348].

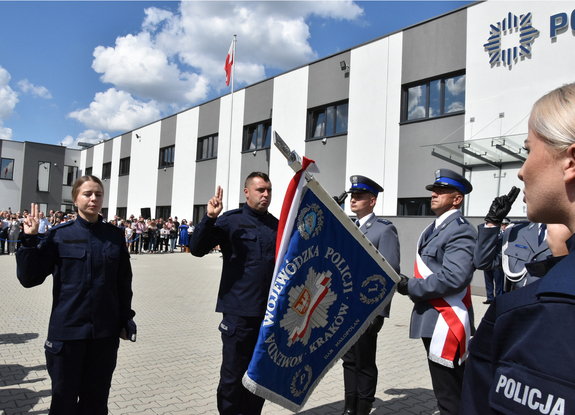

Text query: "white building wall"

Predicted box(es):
[466, 1, 575, 216]
[107, 136, 122, 217]
[0, 141, 24, 211]
[347, 32, 403, 217]
[172, 107, 200, 221]
[127, 123, 162, 216]
[269, 67, 310, 219]
[91, 142, 104, 179]
[217, 90, 246, 211]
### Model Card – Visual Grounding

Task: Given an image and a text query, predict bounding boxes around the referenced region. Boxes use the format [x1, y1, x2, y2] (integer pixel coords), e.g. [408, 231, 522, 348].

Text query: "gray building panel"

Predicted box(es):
[305, 135, 347, 197]
[20, 142, 65, 213]
[160, 115, 177, 148]
[120, 133, 131, 158]
[401, 9, 467, 84]
[397, 114, 466, 198]
[156, 168, 174, 206]
[307, 52, 351, 109]
[194, 160, 217, 205]
[198, 100, 221, 137]
[117, 175, 129, 208]
[243, 80, 274, 126]
[103, 140, 113, 162]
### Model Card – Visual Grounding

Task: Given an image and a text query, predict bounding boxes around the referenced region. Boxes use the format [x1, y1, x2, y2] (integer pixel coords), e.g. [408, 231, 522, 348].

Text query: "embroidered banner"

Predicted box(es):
[243, 172, 399, 412]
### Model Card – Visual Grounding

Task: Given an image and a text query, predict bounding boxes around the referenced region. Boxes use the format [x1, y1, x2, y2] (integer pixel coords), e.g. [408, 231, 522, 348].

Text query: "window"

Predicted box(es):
[397, 198, 434, 216]
[38, 161, 51, 192]
[159, 146, 175, 168]
[102, 162, 112, 180]
[156, 206, 171, 221]
[308, 101, 349, 140]
[116, 207, 127, 220]
[85, 167, 93, 176]
[403, 73, 466, 122]
[197, 135, 218, 161]
[1, 158, 14, 180]
[193, 205, 207, 226]
[62, 165, 78, 186]
[119, 157, 130, 176]
[243, 120, 271, 152]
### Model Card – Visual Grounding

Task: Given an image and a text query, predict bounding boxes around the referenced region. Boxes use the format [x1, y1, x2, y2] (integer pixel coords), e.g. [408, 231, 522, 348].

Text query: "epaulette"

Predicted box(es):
[457, 217, 470, 225]
[50, 220, 75, 231]
[222, 208, 243, 217]
[377, 218, 392, 225]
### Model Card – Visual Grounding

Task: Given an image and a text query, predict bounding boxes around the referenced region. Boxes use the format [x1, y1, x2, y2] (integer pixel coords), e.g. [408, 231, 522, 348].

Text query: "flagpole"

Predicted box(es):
[225, 35, 236, 213]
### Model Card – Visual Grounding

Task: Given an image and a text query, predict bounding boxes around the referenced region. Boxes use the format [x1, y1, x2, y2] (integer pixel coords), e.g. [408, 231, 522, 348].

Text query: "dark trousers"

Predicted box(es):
[218, 314, 265, 415]
[422, 338, 465, 415]
[342, 317, 384, 403]
[484, 268, 503, 301]
[45, 337, 120, 415]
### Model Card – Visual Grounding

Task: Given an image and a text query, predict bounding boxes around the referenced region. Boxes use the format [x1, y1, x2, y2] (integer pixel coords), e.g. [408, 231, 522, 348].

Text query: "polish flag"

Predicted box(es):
[225, 40, 234, 86]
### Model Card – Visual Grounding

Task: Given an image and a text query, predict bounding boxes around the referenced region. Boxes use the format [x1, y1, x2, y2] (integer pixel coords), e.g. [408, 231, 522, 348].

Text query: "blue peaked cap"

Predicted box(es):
[425, 169, 473, 194]
[348, 175, 383, 196]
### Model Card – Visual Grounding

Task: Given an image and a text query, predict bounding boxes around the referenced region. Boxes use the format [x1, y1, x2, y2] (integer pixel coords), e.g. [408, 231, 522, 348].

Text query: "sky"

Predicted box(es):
[0, 0, 473, 148]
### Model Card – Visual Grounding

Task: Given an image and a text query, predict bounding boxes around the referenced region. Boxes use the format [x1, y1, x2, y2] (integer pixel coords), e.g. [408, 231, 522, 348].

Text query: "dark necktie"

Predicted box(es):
[539, 223, 547, 245]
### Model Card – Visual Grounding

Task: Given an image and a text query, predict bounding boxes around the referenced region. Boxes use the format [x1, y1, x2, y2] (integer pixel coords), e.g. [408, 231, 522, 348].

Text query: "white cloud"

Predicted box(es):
[68, 88, 162, 132]
[18, 79, 52, 99]
[0, 121, 12, 140]
[0, 65, 18, 120]
[74, 1, 365, 136]
[446, 75, 466, 97]
[59, 129, 111, 149]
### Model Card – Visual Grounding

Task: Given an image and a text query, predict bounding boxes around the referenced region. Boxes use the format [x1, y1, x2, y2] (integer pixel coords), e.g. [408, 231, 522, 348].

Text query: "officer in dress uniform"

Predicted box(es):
[474, 187, 551, 293]
[340, 175, 400, 415]
[397, 168, 476, 415]
[190, 172, 278, 415]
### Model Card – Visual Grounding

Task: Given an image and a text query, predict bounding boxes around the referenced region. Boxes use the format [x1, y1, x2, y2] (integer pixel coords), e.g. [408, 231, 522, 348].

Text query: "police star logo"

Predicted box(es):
[297, 203, 324, 240]
[359, 274, 387, 305]
[484, 11, 539, 68]
[280, 267, 337, 346]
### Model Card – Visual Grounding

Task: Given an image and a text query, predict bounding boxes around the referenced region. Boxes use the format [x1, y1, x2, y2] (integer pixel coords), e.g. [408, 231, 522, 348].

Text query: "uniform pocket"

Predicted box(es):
[44, 339, 64, 355]
[58, 246, 87, 286]
[489, 361, 574, 415]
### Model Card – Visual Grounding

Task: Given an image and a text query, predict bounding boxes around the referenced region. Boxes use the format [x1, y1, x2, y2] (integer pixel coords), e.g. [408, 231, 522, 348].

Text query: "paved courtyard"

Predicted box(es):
[0, 251, 489, 415]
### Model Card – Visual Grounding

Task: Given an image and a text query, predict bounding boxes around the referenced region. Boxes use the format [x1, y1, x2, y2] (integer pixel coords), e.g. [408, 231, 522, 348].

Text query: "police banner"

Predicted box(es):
[242, 153, 400, 412]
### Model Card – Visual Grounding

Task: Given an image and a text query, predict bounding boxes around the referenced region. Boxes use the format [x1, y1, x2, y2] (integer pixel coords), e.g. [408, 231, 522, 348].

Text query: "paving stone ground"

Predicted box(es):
[0, 251, 489, 415]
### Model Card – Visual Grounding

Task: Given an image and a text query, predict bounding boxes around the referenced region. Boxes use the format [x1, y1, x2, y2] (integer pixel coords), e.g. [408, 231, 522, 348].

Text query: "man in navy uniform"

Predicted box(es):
[397, 168, 476, 415]
[190, 172, 278, 415]
[341, 175, 400, 415]
[474, 187, 551, 292]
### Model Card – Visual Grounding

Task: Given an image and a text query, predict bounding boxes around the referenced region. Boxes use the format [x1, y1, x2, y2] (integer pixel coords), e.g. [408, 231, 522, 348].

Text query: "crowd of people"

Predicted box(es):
[108, 215, 194, 254]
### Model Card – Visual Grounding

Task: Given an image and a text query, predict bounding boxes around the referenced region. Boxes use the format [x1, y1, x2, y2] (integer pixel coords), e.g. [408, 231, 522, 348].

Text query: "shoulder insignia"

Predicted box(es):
[223, 208, 243, 217]
[457, 217, 470, 225]
[52, 221, 75, 230]
[376, 219, 392, 225]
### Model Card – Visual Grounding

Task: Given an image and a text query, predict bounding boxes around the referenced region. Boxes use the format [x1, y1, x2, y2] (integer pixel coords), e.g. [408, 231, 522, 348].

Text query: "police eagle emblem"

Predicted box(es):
[297, 203, 324, 240]
[280, 267, 337, 346]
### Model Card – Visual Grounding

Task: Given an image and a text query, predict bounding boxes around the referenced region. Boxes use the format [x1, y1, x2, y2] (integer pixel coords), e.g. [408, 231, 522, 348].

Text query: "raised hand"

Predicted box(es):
[484, 186, 520, 225]
[23, 203, 40, 235]
[207, 186, 224, 218]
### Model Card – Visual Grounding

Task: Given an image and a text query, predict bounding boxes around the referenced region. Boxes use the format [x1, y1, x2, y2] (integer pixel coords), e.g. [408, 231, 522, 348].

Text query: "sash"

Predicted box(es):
[415, 224, 472, 368]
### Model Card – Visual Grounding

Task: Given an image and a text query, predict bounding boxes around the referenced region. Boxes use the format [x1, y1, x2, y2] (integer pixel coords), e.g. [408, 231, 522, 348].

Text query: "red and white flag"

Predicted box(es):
[224, 39, 234, 86]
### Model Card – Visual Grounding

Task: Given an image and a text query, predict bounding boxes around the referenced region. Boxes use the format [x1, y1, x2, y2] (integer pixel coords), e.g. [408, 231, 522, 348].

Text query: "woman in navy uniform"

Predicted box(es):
[461, 83, 575, 414]
[16, 175, 135, 415]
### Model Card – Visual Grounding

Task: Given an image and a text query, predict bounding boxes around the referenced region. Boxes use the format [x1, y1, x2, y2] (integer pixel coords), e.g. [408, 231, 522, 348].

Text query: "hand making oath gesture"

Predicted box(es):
[207, 186, 224, 218]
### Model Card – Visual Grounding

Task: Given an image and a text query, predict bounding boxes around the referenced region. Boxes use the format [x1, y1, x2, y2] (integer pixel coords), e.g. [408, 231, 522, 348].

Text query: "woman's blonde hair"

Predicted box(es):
[529, 82, 575, 152]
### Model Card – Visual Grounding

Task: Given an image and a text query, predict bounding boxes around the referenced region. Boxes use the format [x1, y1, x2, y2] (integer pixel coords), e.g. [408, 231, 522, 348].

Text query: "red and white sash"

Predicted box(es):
[415, 224, 472, 368]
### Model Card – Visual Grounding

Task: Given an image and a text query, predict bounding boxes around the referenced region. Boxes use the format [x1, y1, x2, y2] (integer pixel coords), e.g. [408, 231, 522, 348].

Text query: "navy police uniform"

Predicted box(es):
[16, 215, 134, 414]
[475, 221, 550, 292]
[190, 203, 278, 415]
[341, 176, 401, 415]
[404, 169, 477, 415]
[461, 234, 575, 414]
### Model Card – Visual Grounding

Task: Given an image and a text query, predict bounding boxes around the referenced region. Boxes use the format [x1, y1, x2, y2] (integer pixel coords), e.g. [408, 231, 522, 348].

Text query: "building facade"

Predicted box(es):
[2, 1, 574, 289]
